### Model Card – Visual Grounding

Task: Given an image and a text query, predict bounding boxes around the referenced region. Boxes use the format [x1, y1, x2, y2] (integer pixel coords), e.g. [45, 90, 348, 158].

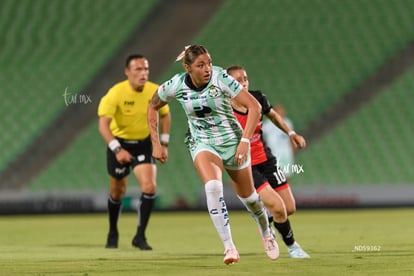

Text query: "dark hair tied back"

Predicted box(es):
[175, 45, 209, 65]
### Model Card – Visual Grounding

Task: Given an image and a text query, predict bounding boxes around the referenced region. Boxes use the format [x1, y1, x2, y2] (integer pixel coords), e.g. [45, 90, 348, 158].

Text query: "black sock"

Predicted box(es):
[273, 219, 295, 246]
[108, 197, 122, 233]
[136, 193, 155, 238]
[268, 215, 274, 223]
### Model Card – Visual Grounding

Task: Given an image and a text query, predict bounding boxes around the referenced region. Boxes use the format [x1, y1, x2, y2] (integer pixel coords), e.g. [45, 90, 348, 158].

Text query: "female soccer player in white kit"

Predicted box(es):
[147, 45, 278, 264]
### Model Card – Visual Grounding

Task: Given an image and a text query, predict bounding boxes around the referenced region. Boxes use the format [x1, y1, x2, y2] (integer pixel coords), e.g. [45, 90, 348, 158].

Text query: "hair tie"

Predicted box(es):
[175, 45, 191, 62]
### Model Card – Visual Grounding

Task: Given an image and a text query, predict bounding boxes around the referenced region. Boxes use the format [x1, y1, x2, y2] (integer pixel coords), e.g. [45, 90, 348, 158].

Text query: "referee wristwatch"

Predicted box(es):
[112, 146, 122, 154]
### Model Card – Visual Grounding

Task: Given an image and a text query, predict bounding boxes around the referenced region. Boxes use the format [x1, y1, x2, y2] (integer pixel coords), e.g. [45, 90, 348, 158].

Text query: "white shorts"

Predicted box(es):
[185, 135, 251, 170]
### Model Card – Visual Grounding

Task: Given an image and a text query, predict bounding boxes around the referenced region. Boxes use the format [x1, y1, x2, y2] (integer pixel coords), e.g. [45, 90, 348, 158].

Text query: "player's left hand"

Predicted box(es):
[290, 134, 306, 149]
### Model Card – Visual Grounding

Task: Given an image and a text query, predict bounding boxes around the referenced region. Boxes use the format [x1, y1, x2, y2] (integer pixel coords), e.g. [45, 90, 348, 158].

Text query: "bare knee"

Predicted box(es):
[141, 181, 156, 194]
[286, 205, 296, 216]
[273, 210, 288, 222]
[133, 164, 157, 194]
[277, 189, 296, 216]
[266, 203, 287, 222]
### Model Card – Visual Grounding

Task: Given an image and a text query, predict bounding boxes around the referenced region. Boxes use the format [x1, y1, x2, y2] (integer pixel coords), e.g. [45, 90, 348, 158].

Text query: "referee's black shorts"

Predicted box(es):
[252, 157, 289, 192]
[106, 136, 155, 179]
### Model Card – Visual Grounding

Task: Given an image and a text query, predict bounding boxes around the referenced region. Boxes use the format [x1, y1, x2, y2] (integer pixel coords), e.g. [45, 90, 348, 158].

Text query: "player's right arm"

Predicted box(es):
[98, 91, 132, 163]
[148, 91, 169, 163]
[98, 116, 115, 144]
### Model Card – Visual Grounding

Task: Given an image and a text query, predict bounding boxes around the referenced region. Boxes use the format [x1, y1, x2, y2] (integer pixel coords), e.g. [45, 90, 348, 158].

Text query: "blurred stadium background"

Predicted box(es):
[1, 0, 413, 214]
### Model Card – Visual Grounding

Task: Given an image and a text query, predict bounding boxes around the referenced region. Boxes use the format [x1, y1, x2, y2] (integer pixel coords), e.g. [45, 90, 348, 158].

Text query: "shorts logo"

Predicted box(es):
[137, 155, 145, 162]
[115, 167, 126, 174]
[184, 134, 196, 151]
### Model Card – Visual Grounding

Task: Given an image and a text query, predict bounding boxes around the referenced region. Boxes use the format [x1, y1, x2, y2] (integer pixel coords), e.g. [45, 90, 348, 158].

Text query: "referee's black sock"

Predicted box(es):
[273, 219, 295, 246]
[108, 196, 122, 233]
[136, 193, 155, 238]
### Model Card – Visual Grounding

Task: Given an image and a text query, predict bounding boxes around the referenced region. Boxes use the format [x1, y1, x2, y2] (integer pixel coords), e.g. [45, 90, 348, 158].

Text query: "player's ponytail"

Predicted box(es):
[175, 45, 209, 65]
[175, 45, 191, 62]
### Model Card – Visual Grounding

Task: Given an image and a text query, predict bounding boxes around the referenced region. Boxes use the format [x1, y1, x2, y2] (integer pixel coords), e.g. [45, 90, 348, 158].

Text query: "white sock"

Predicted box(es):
[238, 191, 270, 237]
[205, 180, 235, 250]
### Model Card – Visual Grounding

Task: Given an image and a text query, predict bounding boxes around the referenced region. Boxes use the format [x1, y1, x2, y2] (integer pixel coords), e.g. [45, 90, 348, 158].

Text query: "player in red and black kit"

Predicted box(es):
[227, 65, 310, 258]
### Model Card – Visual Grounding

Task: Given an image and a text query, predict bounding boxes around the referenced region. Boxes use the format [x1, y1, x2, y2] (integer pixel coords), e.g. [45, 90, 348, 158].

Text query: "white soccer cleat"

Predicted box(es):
[223, 248, 240, 265]
[263, 234, 279, 260]
[258, 226, 279, 260]
[288, 242, 310, 258]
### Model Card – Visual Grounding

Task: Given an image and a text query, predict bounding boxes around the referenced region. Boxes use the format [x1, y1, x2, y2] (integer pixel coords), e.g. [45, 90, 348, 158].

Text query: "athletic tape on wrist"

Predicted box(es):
[240, 137, 250, 144]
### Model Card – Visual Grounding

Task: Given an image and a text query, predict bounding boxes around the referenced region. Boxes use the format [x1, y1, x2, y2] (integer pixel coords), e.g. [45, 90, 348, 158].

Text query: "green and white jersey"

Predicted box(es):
[158, 66, 243, 144]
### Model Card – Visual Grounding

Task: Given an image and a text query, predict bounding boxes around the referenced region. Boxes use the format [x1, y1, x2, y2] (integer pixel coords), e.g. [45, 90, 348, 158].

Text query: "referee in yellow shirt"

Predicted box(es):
[98, 54, 171, 250]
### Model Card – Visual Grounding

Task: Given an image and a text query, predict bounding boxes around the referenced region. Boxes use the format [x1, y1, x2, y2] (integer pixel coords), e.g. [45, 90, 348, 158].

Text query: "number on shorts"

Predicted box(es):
[273, 164, 286, 184]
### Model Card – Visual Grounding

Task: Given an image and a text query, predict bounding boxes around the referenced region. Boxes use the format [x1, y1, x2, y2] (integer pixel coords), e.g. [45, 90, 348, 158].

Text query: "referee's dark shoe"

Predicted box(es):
[105, 231, 119, 248]
[132, 234, 152, 250]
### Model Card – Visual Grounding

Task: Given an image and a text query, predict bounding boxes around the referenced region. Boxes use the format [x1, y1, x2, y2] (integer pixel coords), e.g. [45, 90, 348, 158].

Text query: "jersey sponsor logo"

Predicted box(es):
[183, 92, 208, 101]
[124, 101, 135, 106]
[194, 105, 212, 118]
[194, 119, 222, 130]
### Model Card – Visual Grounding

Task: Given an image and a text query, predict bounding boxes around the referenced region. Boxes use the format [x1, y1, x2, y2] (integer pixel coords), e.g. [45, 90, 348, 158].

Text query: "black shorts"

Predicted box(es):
[251, 157, 289, 192]
[107, 136, 155, 179]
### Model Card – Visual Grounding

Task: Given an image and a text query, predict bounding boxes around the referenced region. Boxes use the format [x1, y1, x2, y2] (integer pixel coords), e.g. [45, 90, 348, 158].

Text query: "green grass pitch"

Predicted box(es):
[0, 208, 413, 275]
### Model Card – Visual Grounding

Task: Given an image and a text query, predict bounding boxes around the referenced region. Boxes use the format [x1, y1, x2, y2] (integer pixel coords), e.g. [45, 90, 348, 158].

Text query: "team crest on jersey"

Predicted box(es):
[208, 85, 220, 98]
